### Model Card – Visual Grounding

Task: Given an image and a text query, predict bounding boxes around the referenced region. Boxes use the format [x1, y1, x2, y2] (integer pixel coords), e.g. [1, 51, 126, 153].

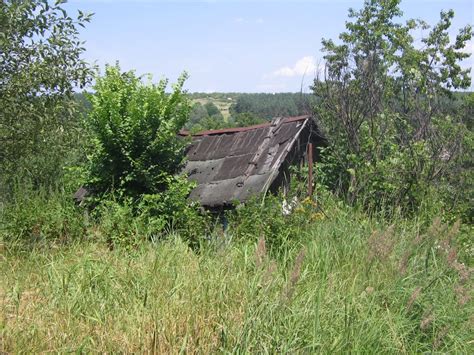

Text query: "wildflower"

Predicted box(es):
[310, 212, 325, 221]
[294, 206, 304, 214]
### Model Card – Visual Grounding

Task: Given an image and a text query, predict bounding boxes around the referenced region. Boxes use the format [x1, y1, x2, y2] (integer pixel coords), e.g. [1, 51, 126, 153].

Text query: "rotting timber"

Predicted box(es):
[179, 115, 324, 210]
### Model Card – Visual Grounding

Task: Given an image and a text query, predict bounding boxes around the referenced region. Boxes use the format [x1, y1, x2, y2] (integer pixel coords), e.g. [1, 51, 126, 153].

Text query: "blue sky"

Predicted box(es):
[67, 0, 473, 92]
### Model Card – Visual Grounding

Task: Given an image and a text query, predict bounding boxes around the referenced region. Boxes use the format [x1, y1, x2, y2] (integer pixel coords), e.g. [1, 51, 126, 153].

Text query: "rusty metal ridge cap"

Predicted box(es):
[179, 115, 312, 137]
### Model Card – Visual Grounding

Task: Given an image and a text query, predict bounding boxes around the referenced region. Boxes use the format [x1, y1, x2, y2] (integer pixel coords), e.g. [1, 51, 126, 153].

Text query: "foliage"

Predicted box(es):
[184, 93, 323, 132]
[0, 182, 86, 246]
[231, 112, 267, 127]
[313, 0, 473, 218]
[186, 101, 229, 132]
[187, 102, 209, 127]
[204, 101, 221, 117]
[83, 64, 191, 199]
[0, 0, 93, 190]
[78, 64, 212, 245]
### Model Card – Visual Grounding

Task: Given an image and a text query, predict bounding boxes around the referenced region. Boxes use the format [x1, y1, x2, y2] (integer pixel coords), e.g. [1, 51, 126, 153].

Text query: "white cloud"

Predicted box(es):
[234, 17, 244, 23]
[256, 18, 264, 24]
[272, 56, 318, 78]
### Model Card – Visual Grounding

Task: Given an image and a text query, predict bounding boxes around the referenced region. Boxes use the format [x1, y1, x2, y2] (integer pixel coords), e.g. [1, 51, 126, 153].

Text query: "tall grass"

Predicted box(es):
[1, 190, 472, 352]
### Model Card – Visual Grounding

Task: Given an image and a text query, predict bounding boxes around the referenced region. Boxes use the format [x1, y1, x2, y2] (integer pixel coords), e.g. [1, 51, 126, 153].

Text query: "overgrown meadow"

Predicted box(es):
[1, 0, 473, 353]
[2, 188, 472, 353]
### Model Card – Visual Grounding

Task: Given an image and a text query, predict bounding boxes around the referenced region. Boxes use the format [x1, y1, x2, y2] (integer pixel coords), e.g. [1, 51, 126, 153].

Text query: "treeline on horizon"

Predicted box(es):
[75, 90, 472, 133]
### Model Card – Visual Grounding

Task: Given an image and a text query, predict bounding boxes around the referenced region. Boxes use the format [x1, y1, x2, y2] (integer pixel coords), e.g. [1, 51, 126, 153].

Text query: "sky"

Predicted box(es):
[66, 0, 474, 92]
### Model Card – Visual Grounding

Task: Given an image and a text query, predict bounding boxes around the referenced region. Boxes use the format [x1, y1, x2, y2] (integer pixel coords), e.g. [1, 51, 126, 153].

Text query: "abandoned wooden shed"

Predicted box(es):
[180, 115, 324, 209]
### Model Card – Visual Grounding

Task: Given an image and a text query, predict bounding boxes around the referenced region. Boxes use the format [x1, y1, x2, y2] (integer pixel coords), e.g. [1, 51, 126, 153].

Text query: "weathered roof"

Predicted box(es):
[181, 115, 317, 208]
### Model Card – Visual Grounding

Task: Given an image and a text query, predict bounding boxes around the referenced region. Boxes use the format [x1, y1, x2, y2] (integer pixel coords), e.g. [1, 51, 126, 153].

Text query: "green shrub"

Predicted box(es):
[95, 179, 212, 249]
[227, 191, 328, 253]
[83, 64, 190, 199]
[76, 64, 213, 245]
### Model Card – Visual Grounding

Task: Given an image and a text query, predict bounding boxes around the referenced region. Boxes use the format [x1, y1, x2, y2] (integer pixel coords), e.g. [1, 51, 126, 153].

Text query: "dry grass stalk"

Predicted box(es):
[262, 260, 277, 287]
[444, 245, 470, 283]
[427, 217, 443, 239]
[447, 247, 457, 267]
[441, 220, 461, 250]
[255, 236, 267, 269]
[420, 308, 434, 330]
[406, 286, 422, 312]
[368, 225, 395, 262]
[454, 284, 470, 306]
[398, 250, 411, 275]
[453, 262, 470, 283]
[432, 325, 450, 350]
[411, 232, 425, 247]
[281, 247, 306, 301]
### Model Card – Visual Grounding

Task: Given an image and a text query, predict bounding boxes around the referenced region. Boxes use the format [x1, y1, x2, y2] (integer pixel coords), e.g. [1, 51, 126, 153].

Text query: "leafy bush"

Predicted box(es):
[83, 64, 191, 198]
[79, 64, 210, 246]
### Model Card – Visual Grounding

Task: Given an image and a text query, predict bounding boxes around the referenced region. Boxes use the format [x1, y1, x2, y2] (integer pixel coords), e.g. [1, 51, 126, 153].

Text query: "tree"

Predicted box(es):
[313, 0, 472, 216]
[204, 102, 221, 117]
[187, 102, 209, 128]
[83, 64, 191, 199]
[232, 112, 266, 127]
[0, 0, 93, 189]
[230, 93, 315, 119]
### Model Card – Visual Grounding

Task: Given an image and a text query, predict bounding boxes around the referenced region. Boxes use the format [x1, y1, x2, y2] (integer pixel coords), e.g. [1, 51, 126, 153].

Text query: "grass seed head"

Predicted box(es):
[368, 225, 395, 263]
[263, 260, 277, 287]
[420, 308, 434, 330]
[406, 286, 422, 312]
[447, 247, 457, 267]
[454, 284, 470, 306]
[432, 325, 450, 350]
[398, 250, 411, 275]
[255, 236, 267, 269]
[281, 247, 306, 301]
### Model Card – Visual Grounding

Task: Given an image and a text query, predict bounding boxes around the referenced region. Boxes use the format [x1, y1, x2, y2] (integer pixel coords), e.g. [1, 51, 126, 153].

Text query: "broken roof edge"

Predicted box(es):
[179, 115, 312, 137]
